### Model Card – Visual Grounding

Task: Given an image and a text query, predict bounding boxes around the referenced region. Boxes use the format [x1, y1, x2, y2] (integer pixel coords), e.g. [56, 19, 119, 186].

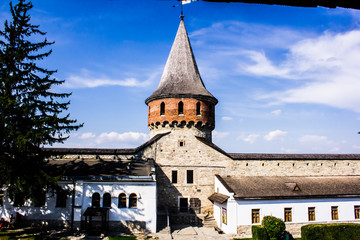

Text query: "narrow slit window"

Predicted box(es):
[187, 170, 194, 184]
[196, 102, 201, 115]
[160, 102, 165, 116]
[178, 101, 184, 115]
[172, 170, 178, 184]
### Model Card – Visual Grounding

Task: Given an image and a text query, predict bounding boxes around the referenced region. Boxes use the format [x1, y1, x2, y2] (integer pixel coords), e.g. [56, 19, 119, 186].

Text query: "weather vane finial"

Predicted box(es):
[180, 2, 184, 20]
[174, 0, 192, 20]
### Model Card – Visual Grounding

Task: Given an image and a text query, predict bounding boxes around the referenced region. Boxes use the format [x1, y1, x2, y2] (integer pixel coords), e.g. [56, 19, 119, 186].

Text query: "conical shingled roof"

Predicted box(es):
[145, 19, 218, 105]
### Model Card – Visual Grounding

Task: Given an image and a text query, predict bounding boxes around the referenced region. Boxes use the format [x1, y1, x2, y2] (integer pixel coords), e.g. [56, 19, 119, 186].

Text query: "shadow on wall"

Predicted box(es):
[155, 164, 203, 232]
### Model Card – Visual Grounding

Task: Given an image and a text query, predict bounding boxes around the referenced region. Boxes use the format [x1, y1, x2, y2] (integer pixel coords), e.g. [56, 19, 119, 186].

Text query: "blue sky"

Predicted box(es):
[1, 0, 360, 153]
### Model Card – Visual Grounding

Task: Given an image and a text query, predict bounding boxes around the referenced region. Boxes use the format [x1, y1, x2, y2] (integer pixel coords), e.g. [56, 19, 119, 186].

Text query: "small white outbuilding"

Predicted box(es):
[209, 175, 360, 237]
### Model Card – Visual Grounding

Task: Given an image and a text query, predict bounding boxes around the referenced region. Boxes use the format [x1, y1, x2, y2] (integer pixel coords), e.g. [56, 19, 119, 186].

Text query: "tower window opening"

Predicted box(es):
[187, 170, 194, 184]
[160, 102, 165, 116]
[196, 102, 201, 116]
[172, 170, 178, 184]
[178, 101, 184, 115]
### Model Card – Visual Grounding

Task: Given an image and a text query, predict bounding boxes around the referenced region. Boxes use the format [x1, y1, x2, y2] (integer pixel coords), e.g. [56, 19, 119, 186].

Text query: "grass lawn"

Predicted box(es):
[233, 239, 301, 240]
[0, 229, 70, 240]
[108, 237, 137, 240]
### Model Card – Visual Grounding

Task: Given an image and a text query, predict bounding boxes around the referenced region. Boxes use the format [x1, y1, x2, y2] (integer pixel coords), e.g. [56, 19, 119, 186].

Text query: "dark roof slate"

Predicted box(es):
[217, 175, 360, 200]
[145, 20, 217, 105]
[48, 158, 154, 178]
[208, 192, 230, 204]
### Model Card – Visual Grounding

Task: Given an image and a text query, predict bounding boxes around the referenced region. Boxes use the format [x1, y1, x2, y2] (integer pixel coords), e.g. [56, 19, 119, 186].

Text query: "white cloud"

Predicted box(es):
[237, 133, 260, 144]
[221, 116, 233, 121]
[281, 147, 297, 153]
[271, 110, 282, 116]
[213, 131, 230, 140]
[63, 68, 160, 88]
[299, 135, 328, 143]
[51, 131, 150, 148]
[245, 30, 360, 113]
[193, 21, 360, 113]
[96, 131, 149, 145]
[264, 130, 287, 141]
[79, 132, 96, 139]
[191, 21, 306, 50]
[242, 51, 293, 79]
[330, 147, 340, 153]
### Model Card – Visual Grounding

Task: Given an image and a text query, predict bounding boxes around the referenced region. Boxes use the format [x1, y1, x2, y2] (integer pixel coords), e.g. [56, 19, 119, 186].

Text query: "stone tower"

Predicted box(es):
[145, 18, 218, 141]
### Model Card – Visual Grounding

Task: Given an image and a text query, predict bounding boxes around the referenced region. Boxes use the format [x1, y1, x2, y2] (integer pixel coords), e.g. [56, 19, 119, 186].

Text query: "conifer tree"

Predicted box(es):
[0, 0, 82, 203]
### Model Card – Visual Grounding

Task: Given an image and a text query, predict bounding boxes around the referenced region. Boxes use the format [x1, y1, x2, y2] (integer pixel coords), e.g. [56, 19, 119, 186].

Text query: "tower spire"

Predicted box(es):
[145, 19, 217, 105]
[146, 18, 217, 141]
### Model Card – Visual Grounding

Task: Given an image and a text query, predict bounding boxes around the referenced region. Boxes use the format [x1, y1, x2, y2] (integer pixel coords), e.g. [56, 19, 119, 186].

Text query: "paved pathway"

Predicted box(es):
[64, 226, 243, 240]
[154, 225, 240, 240]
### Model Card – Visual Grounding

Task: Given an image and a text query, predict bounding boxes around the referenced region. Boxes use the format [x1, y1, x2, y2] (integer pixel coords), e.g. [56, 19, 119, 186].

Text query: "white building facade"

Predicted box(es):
[211, 175, 360, 237]
[0, 155, 157, 234]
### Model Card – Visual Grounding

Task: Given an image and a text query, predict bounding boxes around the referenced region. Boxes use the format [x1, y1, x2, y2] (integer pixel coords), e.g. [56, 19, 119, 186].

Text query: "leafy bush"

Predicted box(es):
[301, 223, 360, 240]
[252, 225, 269, 240]
[262, 216, 285, 240]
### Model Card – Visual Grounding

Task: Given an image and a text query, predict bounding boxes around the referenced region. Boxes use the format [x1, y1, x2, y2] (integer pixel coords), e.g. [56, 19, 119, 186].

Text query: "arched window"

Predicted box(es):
[129, 193, 137, 208]
[160, 102, 165, 116]
[56, 188, 67, 208]
[196, 102, 201, 116]
[92, 193, 100, 208]
[103, 193, 111, 208]
[118, 193, 126, 208]
[178, 101, 184, 115]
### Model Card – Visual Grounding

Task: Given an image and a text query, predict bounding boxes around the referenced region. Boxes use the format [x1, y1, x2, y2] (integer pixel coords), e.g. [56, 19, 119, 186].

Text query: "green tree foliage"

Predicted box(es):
[262, 216, 286, 240]
[301, 223, 360, 240]
[252, 225, 269, 240]
[0, 0, 82, 203]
